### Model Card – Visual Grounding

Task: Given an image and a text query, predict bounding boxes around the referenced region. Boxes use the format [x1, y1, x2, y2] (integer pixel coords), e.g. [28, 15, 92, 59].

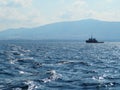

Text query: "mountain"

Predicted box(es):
[0, 19, 120, 40]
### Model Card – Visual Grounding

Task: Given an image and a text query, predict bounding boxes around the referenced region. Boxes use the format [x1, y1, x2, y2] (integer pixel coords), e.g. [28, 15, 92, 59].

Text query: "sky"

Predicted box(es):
[0, 0, 120, 31]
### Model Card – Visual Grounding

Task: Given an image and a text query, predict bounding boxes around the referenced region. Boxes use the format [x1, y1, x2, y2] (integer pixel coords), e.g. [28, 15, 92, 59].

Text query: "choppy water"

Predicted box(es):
[0, 40, 120, 90]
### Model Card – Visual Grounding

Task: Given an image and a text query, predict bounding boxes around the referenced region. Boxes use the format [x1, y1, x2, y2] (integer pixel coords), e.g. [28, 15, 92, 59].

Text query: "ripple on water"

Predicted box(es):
[0, 41, 120, 90]
[42, 70, 62, 83]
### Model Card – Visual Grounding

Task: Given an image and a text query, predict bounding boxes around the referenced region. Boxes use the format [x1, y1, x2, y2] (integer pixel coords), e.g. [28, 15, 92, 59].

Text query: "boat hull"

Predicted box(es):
[86, 41, 104, 43]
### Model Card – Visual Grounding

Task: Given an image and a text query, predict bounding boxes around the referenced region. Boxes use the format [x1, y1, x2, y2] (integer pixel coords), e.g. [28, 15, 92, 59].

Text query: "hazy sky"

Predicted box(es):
[0, 0, 120, 30]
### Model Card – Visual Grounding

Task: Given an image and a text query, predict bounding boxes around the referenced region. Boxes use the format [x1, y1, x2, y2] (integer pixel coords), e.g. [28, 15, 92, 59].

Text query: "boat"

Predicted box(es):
[86, 36, 104, 43]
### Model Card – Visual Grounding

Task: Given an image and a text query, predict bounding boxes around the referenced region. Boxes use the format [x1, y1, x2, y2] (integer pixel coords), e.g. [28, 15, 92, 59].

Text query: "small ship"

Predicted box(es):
[86, 36, 104, 43]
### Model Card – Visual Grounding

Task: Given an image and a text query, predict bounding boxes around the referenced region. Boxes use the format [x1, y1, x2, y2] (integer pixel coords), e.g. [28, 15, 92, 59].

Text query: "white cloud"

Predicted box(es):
[13, 0, 32, 8]
[106, 0, 113, 3]
[0, 7, 28, 21]
[0, 0, 120, 31]
[73, 0, 86, 7]
[0, 0, 49, 30]
[0, 7, 47, 30]
[92, 10, 120, 21]
[0, 0, 8, 5]
[0, 0, 34, 21]
[56, 0, 120, 22]
[57, 0, 91, 21]
[0, 0, 32, 7]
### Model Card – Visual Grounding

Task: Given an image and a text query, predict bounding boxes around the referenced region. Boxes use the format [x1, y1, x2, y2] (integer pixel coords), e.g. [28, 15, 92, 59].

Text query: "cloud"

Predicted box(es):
[56, 0, 120, 22]
[0, 0, 32, 8]
[57, 0, 91, 21]
[0, 0, 33, 21]
[0, 0, 49, 30]
[0, 0, 120, 31]
[13, 0, 32, 8]
[106, 0, 113, 3]
[73, 0, 86, 6]
[0, 8, 47, 30]
[0, 7, 28, 21]
[0, 0, 8, 5]
[92, 10, 120, 21]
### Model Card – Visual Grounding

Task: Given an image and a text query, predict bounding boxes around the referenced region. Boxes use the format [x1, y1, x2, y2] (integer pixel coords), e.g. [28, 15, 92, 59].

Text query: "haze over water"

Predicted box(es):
[0, 40, 120, 90]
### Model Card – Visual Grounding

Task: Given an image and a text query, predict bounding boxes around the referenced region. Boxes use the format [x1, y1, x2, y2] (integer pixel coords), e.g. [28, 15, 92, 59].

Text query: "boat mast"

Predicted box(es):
[91, 35, 93, 39]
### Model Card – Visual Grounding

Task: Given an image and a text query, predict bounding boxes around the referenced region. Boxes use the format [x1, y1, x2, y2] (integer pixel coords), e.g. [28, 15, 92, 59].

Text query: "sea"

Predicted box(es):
[0, 40, 120, 90]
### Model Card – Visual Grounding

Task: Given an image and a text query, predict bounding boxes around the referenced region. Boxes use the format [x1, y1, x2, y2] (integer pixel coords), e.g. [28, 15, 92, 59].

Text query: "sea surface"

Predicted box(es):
[0, 40, 120, 90]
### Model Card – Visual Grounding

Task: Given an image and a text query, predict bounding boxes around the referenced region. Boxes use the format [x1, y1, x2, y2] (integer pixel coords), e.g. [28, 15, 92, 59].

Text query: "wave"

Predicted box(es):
[42, 70, 62, 83]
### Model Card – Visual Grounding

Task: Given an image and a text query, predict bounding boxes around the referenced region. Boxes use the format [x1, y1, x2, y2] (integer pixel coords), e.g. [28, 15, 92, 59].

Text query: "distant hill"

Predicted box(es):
[0, 19, 120, 40]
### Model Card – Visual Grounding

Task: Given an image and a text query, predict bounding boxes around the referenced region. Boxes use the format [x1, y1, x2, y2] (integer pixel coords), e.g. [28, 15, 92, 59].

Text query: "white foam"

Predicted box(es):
[9, 60, 16, 64]
[42, 70, 62, 83]
[25, 80, 38, 90]
[19, 71, 25, 74]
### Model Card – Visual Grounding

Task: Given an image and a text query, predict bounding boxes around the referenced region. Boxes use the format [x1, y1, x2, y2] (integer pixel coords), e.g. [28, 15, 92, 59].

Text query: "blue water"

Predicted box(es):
[0, 40, 120, 90]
